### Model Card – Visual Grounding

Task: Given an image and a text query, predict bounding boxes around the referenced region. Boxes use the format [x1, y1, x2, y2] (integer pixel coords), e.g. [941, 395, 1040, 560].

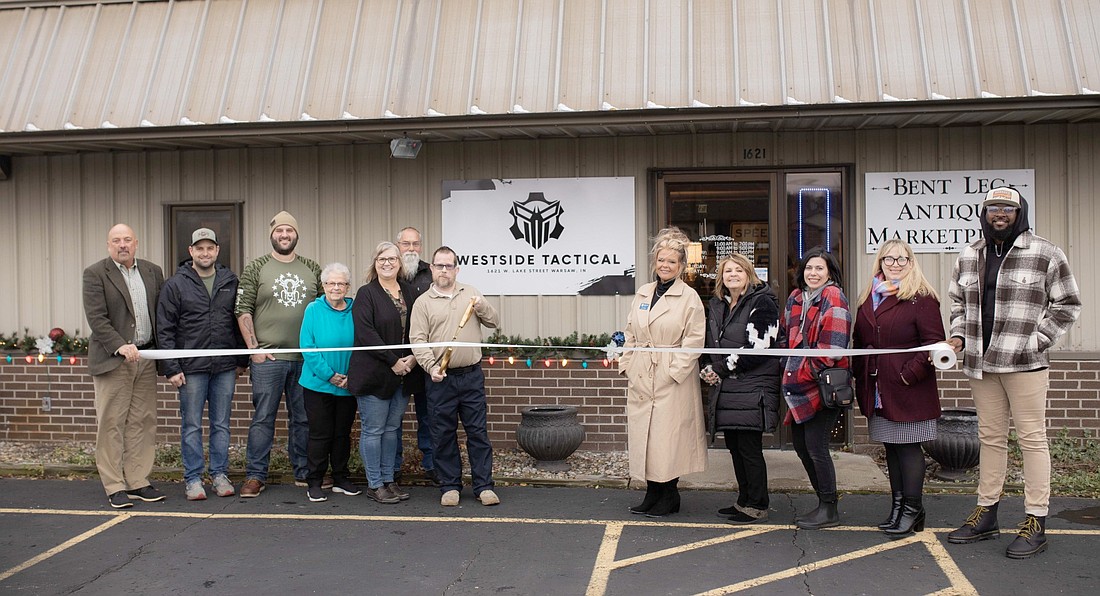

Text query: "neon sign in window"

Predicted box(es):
[796, 187, 831, 259]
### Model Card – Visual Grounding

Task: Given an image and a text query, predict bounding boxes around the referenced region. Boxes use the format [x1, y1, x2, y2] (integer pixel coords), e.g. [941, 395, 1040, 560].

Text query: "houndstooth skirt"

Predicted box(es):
[868, 413, 937, 444]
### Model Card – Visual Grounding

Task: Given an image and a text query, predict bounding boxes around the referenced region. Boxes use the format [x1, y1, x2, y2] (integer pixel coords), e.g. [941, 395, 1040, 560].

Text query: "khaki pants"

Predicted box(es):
[92, 359, 158, 495]
[969, 369, 1050, 517]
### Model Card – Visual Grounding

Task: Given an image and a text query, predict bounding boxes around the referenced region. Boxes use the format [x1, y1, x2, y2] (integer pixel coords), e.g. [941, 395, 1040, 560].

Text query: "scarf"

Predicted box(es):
[871, 275, 899, 310]
[869, 274, 899, 410]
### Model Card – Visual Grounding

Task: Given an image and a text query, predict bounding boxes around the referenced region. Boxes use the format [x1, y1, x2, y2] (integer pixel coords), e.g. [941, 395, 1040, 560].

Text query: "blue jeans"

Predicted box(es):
[178, 370, 236, 483]
[394, 389, 435, 473]
[357, 389, 409, 489]
[246, 359, 309, 480]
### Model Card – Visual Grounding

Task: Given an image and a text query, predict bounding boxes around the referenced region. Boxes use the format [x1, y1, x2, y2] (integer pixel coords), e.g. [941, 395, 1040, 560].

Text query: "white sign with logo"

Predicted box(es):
[865, 169, 1035, 253]
[442, 178, 636, 295]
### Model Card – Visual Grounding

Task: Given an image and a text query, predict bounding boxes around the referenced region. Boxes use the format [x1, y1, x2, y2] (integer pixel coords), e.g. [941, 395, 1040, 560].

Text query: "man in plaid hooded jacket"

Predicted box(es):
[945, 186, 1081, 560]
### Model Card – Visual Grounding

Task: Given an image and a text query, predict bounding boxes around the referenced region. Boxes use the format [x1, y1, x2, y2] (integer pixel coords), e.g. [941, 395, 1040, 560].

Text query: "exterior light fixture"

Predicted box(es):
[390, 136, 422, 159]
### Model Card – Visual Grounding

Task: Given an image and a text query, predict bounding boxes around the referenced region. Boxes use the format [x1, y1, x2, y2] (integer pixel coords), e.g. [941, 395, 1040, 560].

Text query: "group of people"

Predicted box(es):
[620, 187, 1080, 559]
[82, 214, 501, 510]
[81, 186, 1081, 559]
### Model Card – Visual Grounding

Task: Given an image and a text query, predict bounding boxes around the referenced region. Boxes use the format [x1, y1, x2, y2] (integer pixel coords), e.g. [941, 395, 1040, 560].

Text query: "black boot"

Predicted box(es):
[629, 481, 661, 514]
[646, 479, 681, 518]
[1005, 515, 1047, 559]
[878, 492, 904, 530]
[947, 502, 1000, 544]
[883, 497, 925, 537]
[795, 493, 840, 529]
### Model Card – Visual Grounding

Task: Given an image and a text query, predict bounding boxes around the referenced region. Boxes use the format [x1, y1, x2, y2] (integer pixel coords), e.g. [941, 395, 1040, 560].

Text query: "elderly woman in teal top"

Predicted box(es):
[298, 262, 361, 502]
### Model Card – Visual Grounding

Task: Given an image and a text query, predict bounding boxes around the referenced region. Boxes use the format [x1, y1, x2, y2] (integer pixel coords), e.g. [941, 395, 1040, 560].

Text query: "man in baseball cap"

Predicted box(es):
[190, 227, 219, 246]
[946, 187, 1082, 558]
[157, 227, 247, 500]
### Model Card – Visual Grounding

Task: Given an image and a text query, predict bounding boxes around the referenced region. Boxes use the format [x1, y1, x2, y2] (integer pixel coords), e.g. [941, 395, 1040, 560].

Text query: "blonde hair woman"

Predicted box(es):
[619, 228, 707, 517]
[852, 239, 944, 536]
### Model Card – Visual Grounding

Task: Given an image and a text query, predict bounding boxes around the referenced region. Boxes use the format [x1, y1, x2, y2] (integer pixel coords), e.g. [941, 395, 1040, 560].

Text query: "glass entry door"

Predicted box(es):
[654, 169, 848, 448]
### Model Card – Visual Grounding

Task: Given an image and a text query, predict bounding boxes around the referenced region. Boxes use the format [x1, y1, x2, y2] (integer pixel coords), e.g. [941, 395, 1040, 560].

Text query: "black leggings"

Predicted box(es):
[791, 408, 840, 498]
[884, 442, 926, 498]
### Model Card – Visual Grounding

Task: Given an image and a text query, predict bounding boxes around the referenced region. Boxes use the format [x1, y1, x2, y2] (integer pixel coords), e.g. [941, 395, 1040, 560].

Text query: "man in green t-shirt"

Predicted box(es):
[235, 211, 322, 497]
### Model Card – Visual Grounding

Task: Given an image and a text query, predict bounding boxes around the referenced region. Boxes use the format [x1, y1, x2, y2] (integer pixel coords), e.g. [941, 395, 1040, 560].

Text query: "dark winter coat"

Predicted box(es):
[704, 283, 782, 438]
[402, 260, 433, 399]
[347, 278, 415, 399]
[155, 262, 246, 378]
[852, 292, 945, 423]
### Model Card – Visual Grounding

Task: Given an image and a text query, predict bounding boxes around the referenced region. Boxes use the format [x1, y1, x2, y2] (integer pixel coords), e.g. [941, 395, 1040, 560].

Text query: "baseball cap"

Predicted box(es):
[190, 228, 218, 245]
[982, 187, 1022, 209]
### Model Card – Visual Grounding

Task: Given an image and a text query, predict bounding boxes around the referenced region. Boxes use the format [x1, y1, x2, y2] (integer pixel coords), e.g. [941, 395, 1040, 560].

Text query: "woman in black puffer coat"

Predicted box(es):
[701, 254, 783, 524]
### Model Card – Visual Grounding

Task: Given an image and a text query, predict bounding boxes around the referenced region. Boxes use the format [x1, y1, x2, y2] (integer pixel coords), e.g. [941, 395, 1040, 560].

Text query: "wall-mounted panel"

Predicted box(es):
[222, 0, 281, 122]
[468, 0, 519, 115]
[738, 0, 782, 105]
[691, 0, 735, 107]
[647, 0, 689, 107]
[142, 0, 205, 125]
[512, 0, 558, 114]
[342, 0, 400, 119]
[781, 0, 831, 104]
[556, 0, 602, 111]
[386, 0, 439, 117]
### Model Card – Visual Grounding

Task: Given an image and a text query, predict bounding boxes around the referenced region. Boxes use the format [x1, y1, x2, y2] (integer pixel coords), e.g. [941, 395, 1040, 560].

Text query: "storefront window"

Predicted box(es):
[785, 172, 844, 293]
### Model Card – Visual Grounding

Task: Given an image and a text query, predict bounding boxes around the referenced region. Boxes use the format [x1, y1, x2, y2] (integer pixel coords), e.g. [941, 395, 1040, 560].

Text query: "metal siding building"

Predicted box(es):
[0, 0, 1097, 353]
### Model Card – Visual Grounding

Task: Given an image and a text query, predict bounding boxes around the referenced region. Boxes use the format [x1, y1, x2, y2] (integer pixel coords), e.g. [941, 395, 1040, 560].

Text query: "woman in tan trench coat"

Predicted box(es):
[619, 228, 707, 518]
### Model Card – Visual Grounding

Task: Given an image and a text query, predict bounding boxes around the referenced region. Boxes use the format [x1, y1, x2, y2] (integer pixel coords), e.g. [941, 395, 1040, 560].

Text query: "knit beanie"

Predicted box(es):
[270, 211, 298, 235]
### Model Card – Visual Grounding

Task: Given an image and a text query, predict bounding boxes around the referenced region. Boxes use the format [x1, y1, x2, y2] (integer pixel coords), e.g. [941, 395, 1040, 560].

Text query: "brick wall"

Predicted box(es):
[2, 358, 1097, 449]
[0, 358, 628, 450]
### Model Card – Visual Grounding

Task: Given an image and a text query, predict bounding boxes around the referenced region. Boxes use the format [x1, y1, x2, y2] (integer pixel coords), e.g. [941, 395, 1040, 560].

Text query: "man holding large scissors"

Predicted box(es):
[410, 246, 501, 507]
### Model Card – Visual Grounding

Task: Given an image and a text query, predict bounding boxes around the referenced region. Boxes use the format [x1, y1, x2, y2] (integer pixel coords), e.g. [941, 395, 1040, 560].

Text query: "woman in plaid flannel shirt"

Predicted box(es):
[781, 247, 852, 530]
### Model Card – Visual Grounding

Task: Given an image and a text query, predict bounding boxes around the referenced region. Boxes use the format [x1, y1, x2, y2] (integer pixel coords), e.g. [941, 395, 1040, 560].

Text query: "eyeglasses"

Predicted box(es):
[397, 241, 421, 248]
[987, 205, 1018, 215]
[882, 256, 910, 267]
[431, 263, 456, 271]
[323, 281, 349, 288]
[375, 256, 399, 264]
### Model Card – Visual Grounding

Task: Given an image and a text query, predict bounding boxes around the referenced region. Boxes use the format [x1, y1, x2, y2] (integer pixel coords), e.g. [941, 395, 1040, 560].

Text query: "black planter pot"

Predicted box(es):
[922, 408, 980, 481]
[515, 405, 586, 472]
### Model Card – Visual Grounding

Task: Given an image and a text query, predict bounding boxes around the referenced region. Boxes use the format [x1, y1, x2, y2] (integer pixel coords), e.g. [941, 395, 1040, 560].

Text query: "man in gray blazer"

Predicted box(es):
[82, 224, 165, 509]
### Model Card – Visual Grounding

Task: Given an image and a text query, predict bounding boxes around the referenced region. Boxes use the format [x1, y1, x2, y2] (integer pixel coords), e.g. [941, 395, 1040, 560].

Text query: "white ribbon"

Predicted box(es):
[140, 341, 958, 370]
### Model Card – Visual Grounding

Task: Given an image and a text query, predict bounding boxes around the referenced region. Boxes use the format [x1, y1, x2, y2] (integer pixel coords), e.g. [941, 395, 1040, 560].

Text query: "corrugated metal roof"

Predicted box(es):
[1, 0, 1099, 153]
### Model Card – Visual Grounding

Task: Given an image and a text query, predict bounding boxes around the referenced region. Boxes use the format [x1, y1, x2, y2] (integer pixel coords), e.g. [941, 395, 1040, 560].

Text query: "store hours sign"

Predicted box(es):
[865, 169, 1034, 253]
[442, 177, 636, 295]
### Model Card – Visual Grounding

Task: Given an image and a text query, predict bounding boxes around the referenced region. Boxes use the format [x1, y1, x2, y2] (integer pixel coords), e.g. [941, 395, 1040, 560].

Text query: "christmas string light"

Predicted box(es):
[488, 356, 495, 366]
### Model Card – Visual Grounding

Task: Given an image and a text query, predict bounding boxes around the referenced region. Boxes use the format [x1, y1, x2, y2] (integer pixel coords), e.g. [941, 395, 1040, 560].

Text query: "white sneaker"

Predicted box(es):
[441, 490, 460, 507]
[478, 489, 500, 506]
[185, 480, 207, 501]
[212, 474, 235, 497]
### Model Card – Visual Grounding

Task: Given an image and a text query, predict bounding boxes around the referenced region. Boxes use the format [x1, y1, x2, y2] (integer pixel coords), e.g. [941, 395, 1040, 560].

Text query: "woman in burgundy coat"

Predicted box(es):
[853, 239, 946, 537]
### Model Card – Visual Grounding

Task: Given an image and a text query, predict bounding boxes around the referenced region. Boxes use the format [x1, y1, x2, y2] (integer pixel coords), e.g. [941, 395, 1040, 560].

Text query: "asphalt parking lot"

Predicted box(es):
[1, 478, 1098, 595]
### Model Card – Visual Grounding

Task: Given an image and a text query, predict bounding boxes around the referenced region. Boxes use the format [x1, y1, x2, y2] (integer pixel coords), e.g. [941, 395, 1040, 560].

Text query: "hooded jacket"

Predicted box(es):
[949, 196, 1082, 378]
[703, 282, 782, 436]
[155, 261, 246, 378]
